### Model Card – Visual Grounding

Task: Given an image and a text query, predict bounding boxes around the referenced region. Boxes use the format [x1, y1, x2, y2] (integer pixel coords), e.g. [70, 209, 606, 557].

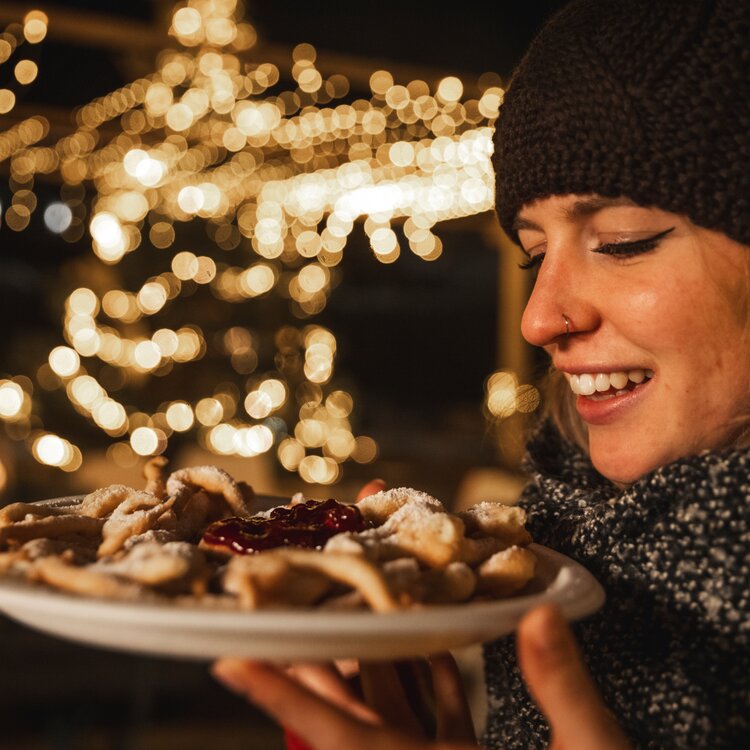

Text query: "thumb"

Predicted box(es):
[356, 479, 386, 501]
[516, 605, 630, 750]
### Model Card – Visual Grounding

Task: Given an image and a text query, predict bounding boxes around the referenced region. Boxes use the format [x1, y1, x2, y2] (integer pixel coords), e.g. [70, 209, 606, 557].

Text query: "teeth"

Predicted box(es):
[610, 371, 629, 390]
[577, 374, 596, 396]
[594, 373, 610, 392]
[567, 368, 653, 396]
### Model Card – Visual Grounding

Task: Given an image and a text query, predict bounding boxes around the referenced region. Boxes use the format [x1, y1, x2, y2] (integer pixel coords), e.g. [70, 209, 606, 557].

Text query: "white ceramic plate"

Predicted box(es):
[0, 497, 605, 661]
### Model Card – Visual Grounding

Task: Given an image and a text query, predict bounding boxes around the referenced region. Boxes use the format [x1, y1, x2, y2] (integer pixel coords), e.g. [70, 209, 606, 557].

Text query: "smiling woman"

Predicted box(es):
[483, 0, 750, 747]
[515, 197, 750, 484]
[211, 2, 750, 749]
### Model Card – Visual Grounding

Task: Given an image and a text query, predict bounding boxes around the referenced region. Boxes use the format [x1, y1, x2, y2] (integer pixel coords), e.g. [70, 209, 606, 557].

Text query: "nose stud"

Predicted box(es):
[562, 313, 570, 337]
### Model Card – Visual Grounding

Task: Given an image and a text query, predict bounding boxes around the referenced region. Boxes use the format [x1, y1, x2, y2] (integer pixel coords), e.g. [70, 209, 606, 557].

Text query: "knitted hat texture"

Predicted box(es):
[494, 0, 750, 245]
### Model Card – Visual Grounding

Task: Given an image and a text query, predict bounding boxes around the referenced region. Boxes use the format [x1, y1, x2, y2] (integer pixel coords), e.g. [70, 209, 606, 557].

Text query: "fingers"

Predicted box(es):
[359, 661, 425, 736]
[213, 659, 388, 750]
[429, 654, 476, 743]
[285, 663, 380, 724]
[517, 605, 630, 750]
[356, 479, 386, 501]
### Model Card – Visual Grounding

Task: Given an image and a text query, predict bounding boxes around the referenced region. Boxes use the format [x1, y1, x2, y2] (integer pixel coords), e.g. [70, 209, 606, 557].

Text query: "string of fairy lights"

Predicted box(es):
[0, 1, 535, 488]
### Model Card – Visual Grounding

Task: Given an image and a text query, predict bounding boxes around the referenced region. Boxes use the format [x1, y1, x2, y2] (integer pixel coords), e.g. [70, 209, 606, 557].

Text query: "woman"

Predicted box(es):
[213, 0, 750, 747]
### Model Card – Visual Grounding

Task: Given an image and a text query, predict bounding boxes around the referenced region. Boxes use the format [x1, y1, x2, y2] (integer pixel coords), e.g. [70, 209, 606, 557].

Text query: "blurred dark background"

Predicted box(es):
[0, 2, 565, 747]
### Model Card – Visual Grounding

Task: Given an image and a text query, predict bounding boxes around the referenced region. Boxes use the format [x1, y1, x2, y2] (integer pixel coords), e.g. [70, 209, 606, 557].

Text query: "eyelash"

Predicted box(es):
[518, 227, 675, 271]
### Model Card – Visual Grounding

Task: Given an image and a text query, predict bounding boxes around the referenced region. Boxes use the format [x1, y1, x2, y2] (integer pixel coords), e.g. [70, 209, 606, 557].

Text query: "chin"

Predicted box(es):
[589, 444, 660, 486]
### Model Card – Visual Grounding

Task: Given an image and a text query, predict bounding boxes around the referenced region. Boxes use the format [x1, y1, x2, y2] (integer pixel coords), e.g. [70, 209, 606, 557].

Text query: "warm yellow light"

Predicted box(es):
[93, 399, 127, 432]
[0, 40, 12, 65]
[134, 340, 162, 370]
[68, 288, 99, 316]
[48, 346, 80, 377]
[14, 60, 39, 85]
[297, 264, 328, 294]
[298, 455, 339, 485]
[244, 390, 272, 419]
[0, 0, 501, 483]
[166, 102, 194, 131]
[234, 424, 273, 456]
[23, 11, 48, 44]
[352, 436, 378, 463]
[173, 7, 203, 36]
[114, 192, 148, 223]
[90, 212, 126, 261]
[478, 87, 504, 119]
[208, 423, 236, 454]
[134, 156, 166, 187]
[370, 227, 398, 255]
[69, 375, 103, 407]
[437, 76, 464, 103]
[206, 17, 237, 46]
[130, 426, 162, 456]
[172, 251, 199, 280]
[174, 327, 203, 362]
[515, 384, 541, 414]
[33, 434, 70, 466]
[389, 141, 415, 167]
[325, 390, 353, 418]
[239, 264, 275, 296]
[196, 397, 223, 426]
[0, 381, 24, 418]
[178, 186, 204, 214]
[259, 378, 287, 407]
[487, 370, 519, 418]
[194, 256, 216, 284]
[137, 282, 168, 314]
[102, 290, 130, 320]
[71, 327, 100, 357]
[278, 437, 305, 471]
[325, 429, 355, 461]
[144, 83, 173, 116]
[123, 148, 147, 176]
[152, 328, 179, 356]
[0, 90, 16, 115]
[295, 418, 326, 448]
[370, 70, 393, 96]
[165, 401, 194, 431]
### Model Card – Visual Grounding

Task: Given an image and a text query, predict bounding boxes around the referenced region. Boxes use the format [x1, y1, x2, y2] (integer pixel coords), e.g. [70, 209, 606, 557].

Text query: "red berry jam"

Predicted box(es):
[202, 498, 367, 554]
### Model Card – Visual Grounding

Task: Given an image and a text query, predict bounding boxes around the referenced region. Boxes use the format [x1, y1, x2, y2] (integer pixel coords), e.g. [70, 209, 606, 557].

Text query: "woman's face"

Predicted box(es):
[517, 194, 750, 484]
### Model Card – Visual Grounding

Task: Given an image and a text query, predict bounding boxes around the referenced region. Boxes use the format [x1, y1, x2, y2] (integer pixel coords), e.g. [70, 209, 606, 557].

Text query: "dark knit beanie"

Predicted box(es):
[494, 0, 750, 246]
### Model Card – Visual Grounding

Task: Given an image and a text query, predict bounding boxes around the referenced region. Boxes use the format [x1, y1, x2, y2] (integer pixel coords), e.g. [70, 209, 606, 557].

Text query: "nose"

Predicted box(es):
[520, 253, 599, 347]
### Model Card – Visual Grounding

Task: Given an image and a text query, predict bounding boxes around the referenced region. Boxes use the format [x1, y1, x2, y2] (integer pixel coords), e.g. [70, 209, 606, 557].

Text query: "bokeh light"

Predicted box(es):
[0, 1, 504, 483]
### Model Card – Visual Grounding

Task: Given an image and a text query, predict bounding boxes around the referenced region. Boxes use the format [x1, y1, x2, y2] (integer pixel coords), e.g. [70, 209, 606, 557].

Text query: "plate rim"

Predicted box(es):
[0, 543, 604, 630]
[0, 496, 605, 656]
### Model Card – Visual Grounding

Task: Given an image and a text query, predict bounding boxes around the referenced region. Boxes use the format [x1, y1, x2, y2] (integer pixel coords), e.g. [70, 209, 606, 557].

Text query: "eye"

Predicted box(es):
[518, 253, 544, 271]
[518, 240, 546, 271]
[593, 227, 674, 259]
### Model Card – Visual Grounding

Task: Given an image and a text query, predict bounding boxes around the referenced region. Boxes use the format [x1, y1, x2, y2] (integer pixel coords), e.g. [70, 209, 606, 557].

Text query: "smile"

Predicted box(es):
[566, 369, 654, 400]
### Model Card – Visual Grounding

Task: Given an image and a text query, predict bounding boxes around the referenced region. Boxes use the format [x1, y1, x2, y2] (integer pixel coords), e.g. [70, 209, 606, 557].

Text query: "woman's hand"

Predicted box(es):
[212, 656, 477, 750]
[516, 604, 631, 750]
[212, 604, 631, 750]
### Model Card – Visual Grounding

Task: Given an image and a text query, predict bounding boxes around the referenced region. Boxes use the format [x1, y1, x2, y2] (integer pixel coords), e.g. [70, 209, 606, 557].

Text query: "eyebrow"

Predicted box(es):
[512, 196, 637, 232]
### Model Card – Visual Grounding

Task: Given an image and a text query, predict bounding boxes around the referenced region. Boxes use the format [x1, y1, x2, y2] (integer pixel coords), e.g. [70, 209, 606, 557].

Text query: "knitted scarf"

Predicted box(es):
[482, 420, 750, 749]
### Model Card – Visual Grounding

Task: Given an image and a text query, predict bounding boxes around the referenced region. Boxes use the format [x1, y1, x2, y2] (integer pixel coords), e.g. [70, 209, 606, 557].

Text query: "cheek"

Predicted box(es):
[620, 288, 691, 343]
[620, 280, 708, 351]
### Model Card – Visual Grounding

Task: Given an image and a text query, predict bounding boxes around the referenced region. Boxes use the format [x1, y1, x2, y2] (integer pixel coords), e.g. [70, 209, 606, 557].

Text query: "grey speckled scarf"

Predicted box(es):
[482, 420, 750, 750]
